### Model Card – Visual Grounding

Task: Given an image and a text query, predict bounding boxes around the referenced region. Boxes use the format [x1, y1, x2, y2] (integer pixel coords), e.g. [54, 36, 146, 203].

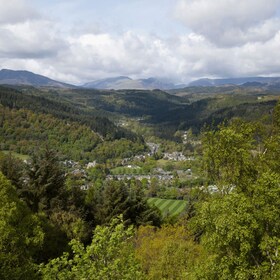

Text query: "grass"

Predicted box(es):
[111, 166, 145, 175]
[1, 150, 30, 160]
[148, 197, 187, 218]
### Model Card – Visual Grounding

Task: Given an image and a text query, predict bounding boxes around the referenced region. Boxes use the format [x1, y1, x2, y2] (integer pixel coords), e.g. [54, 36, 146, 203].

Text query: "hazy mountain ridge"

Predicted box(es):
[0, 69, 75, 88]
[0, 70, 184, 90]
[83, 76, 184, 90]
[2, 68, 280, 90]
[189, 77, 280, 87]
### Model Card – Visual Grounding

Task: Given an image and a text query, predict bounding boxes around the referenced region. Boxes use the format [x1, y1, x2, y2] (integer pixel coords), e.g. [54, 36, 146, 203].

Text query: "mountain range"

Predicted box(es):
[1, 68, 280, 90]
[83, 76, 184, 90]
[188, 77, 280, 87]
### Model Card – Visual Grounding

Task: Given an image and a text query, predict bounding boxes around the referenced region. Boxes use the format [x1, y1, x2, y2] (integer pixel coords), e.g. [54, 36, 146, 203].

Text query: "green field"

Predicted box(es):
[148, 197, 187, 218]
[1, 150, 30, 161]
[110, 166, 145, 175]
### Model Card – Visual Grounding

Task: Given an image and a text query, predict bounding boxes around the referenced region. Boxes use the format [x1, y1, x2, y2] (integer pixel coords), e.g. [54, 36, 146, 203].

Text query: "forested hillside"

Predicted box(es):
[0, 106, 101, 160]
[0, 86, 148, 162]
[0, 86, 140, 141]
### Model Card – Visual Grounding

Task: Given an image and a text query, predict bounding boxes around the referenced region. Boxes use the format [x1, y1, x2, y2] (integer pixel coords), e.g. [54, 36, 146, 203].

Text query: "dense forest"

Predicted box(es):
[0, 106, 146, 162]
[0, 84, 280, 279]
[0, 86, 140, 141]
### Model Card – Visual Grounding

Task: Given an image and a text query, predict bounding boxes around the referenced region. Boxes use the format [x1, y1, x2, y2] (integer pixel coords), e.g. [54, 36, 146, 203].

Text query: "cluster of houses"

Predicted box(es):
[122, 154, 145, 165]
[106, 174, 174, 181]
[146, 142, 160, 155]
[107, 165, 175, 182]
[121, 142, 196, 165]
[163, 152, 187, 161]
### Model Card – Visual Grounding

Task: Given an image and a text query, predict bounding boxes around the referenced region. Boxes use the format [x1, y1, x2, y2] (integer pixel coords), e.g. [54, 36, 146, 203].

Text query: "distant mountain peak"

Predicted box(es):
[0, 68, 75, 88]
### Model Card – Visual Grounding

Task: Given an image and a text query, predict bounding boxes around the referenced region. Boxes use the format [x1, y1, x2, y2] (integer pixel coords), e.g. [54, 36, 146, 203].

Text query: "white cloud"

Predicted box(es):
[0, 0, 39, 24]
[0, 20, 65, 59]
[175, 0, 280, 46]
[55, 32, 184, 83]
[1, 0, 280, 84]
[2, 27, 280, 84]
[0, 0, 65, 60]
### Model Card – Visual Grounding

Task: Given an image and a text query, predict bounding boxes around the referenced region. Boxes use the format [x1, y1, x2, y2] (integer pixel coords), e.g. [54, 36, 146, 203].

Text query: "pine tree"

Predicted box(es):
[20, 147, 66, 213]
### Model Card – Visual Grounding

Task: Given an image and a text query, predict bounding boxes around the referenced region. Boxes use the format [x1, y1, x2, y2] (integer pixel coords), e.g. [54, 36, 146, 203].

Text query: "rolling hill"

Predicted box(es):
[0, 69, 75, 88]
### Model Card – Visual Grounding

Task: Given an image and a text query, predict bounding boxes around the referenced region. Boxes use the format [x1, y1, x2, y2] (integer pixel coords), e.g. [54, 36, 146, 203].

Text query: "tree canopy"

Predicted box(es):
[0, 172, 44, 280]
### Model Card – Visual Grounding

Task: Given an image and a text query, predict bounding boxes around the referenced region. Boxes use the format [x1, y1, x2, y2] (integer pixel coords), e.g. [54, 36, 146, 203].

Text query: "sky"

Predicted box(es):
[1, 0, 280, 84]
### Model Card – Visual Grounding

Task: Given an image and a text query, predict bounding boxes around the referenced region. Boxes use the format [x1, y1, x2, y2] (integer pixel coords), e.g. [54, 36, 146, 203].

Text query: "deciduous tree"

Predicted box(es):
[0, 172, 44, 279]
[40, 216, 144, 280]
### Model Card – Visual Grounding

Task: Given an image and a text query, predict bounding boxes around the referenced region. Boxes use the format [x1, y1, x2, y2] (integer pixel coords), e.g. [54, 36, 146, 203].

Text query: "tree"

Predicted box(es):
[135, 224, 203, 279]
[20, 147, 66, 213]
[0, 151, 24, 189]
[202, 120, 256, 193]
[91, 180, 161, 226]
[40, 216, 144, 280]
[0, 172, 44, 280]
[260, 101, 280, 174]
[193, 114, 280, 279]
[194, 172, 280, 279]
[126, 180, 162, 226]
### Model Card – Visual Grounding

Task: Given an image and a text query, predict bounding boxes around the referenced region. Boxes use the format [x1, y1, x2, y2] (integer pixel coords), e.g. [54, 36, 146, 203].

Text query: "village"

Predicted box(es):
[63, 141, 197, 191]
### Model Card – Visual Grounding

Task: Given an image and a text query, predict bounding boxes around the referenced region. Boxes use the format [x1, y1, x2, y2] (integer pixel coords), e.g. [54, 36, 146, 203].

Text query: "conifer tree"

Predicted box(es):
[20, 147, 66, 213]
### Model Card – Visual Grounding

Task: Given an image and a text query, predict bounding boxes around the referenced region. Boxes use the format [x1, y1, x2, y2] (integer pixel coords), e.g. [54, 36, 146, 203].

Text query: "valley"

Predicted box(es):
[1, 80, 278, 209]
[1, 74, 279, 279]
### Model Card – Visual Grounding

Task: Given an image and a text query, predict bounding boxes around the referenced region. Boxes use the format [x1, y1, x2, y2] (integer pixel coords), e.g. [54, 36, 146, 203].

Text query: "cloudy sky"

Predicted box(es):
[1, 0, 280, 84]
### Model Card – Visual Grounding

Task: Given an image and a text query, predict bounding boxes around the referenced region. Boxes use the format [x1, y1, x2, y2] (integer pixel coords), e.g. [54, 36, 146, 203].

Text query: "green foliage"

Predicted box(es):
[0, 151, 24, 189]
[20, 147, 66, 213]
[194, 172, 280, 279]
[0, 85, 279, 279]
[66, 87, 277, 137]
[86, 180, 161, 227]
[0, 106, 101, 161]
[0, 86, 139, 141]
[92, 138, 146, 163]
[40, 216, 145, 280]
[49, 210, 90, 242]
[2, 85, 275, 143]
[135, 224, 203, 280]
[260, 101, 280, 173]
[0, 172, 44, 280]
[87, 164, 107, 181]
[0, 150, 90, 262]
[193, 107, 280, 279]
[202, 119, 257, 191]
